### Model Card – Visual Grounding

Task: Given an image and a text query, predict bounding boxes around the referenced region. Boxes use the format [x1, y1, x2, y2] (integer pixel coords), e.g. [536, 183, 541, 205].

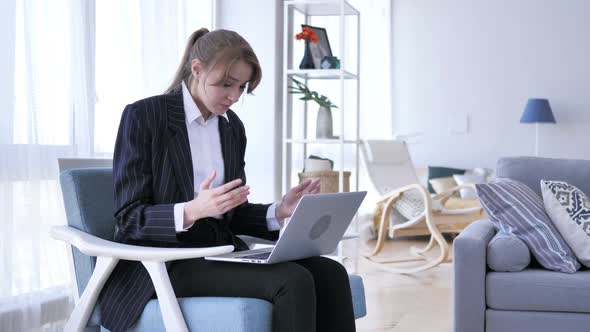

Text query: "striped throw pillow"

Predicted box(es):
[476, 179, 580, 273]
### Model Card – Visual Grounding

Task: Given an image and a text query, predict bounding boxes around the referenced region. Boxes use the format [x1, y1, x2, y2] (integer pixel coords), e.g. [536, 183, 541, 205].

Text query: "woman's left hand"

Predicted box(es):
[275, 179, 321, 222]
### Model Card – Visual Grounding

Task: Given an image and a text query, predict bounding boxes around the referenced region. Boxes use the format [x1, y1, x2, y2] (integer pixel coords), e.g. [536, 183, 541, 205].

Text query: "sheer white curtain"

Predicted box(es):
[94, 0, 213, 154]
[0, 0, 212, 331]
[0, 0, 93, 330]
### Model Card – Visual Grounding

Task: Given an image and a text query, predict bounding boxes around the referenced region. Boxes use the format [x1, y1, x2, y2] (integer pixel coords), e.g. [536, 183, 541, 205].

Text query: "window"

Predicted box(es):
[2, 1, 213, 330]
[94, 0, 213, 154]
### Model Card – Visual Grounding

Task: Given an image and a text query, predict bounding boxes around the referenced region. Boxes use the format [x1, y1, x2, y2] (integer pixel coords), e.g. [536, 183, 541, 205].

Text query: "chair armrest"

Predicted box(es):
[51, 226, 234, 262]
[453, 220, 496, 332]
[51, 225, 231, 332]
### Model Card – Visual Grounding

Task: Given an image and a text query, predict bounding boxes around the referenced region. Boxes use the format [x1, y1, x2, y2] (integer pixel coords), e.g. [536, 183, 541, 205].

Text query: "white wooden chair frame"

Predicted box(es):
[359, 139, 484, 274]
[51, 226, 234, 332]
[363, 183, 484, 274]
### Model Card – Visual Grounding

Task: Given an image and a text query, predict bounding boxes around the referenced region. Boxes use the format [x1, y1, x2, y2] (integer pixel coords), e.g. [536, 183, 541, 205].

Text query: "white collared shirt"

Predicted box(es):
[173, 82, 279, 232]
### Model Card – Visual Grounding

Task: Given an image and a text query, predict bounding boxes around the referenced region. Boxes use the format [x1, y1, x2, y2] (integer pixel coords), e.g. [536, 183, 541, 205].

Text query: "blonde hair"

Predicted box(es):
[165, 28, 262, 94]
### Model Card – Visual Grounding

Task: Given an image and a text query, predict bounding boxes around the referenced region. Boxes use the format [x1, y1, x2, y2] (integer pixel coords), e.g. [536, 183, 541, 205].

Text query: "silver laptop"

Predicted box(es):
[205, 191, 366, 264]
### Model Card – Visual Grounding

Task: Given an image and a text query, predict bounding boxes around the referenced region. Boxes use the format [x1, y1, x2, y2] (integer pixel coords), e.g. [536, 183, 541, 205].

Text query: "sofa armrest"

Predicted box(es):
[453, 220, 496, 332]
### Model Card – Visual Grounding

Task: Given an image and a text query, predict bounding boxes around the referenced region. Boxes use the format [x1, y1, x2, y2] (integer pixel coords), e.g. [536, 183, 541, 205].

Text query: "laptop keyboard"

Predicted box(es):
[241, 252, 271, 260]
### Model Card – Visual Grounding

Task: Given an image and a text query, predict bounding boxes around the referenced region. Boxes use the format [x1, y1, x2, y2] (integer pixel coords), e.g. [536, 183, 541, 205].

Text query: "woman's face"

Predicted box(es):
[190, 59, 253, 119]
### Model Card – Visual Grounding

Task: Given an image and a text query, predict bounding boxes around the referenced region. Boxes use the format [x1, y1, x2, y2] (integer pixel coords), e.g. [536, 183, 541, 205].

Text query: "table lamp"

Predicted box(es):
[519, 98, 556, 156]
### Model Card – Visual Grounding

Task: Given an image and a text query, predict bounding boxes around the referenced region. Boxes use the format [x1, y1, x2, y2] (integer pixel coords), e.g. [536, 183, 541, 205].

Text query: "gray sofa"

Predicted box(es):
[453, 156, 590, 332]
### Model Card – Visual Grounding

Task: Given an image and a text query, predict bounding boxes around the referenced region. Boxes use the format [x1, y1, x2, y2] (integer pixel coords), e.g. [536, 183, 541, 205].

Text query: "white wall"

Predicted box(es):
[216, 0, 283, 202]
[392, 0, 590, 169]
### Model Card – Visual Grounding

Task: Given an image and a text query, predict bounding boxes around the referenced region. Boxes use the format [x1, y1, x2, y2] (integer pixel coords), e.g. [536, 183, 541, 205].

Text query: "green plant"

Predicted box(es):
[288, 78, 338, 109]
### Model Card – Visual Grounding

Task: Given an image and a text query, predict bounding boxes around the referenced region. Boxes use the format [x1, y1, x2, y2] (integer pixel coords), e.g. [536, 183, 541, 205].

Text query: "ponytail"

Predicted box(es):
[164, 28, 262, 95]
[164, 28, 209, 94]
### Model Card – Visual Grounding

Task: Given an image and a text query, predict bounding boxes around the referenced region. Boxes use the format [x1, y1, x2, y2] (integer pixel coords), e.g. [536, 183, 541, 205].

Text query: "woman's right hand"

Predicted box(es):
[183, 170, 250, 225]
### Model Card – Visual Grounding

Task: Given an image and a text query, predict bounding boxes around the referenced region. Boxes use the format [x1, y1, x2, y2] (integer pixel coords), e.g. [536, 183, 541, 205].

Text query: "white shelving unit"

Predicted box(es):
[281, 0, 361, 196]
[281, 0, 361, 265]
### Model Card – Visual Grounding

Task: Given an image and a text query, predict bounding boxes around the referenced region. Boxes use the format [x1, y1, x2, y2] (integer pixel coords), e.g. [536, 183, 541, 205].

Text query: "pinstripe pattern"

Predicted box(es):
[100, 92, 279, 332]
[476, 179, 580, 273]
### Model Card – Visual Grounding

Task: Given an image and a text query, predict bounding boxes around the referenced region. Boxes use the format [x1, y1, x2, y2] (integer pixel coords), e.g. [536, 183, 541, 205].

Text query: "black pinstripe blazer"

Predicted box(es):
[99, 91, 279, 332]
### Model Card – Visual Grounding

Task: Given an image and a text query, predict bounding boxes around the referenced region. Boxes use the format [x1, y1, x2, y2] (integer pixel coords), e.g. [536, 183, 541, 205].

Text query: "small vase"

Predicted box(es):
[316, 106, 334, 138]
[299, 40, 315, 69]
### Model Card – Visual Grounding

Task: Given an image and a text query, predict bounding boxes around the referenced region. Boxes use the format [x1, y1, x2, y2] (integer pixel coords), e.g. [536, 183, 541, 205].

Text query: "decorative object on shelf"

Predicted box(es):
[288, 78, 339, 139]
[300, 155, 349, 193]
[298, 170, 351, 193]
[320, 56, 340, 69]
[519, 98, 556, 157]
[316, 106, 335, 138]
[302, 24, 333, 69]
[295, 26, 319, 69]
[304, 155, 334, 172]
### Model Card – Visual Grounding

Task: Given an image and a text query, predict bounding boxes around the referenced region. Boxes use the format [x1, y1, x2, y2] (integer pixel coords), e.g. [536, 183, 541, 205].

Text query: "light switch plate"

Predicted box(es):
[448, 113, 469, 134]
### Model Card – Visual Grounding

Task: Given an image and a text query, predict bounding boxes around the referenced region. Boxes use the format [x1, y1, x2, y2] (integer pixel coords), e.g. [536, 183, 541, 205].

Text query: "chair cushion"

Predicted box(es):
[542, 180, 590, 268]
[100, 274, 366, 332]
[487, 269, 590, 313]
[394, 188, 425, 219]
[128, 297, 273, 332]
[349, 274, 367, 319]
[476, 179, 580, 273]
[487, 230, 530, 272]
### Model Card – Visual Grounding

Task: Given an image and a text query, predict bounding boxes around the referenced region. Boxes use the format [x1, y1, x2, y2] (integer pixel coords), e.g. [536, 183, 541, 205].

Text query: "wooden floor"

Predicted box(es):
[343, 237, 454, 332]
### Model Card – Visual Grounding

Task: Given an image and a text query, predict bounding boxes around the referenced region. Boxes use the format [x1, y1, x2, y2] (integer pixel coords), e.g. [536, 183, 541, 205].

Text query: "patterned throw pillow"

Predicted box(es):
[541, 180, 590, 268]
[476, 179, 580, 273]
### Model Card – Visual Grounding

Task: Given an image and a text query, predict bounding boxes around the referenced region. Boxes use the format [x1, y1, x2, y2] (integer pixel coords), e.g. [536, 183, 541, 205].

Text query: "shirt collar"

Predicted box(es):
[181, 81, 229, 124]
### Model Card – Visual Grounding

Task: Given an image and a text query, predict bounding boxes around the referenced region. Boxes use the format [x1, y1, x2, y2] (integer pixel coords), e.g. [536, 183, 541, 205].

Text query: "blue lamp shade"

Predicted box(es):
[520, 98, 556, 123]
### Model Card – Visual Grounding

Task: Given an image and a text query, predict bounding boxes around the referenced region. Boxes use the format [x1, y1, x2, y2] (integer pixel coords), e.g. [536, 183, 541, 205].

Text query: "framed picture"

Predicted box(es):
[302, 24, 332, 69]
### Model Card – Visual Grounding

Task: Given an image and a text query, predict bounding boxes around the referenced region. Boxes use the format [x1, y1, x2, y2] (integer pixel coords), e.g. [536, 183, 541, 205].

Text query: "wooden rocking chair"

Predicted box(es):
[360, 140, 485, 273]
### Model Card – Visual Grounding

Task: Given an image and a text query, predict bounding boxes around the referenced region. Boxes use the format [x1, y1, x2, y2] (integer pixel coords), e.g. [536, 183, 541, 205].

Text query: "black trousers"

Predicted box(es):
[168, 256, 356, 332]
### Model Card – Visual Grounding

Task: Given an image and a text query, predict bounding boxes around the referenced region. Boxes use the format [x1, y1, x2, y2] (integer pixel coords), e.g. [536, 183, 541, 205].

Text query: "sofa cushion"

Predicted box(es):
[453, 173, 486, 198]
[542, 180, 590, 268]
[427, 166, 466, 193]
[428, 176, 457, 194]
[476, 179, 580, 273]
[486, 309, 590, 332]
[486, 269, 590, 313]
[487, 230, 530, 272]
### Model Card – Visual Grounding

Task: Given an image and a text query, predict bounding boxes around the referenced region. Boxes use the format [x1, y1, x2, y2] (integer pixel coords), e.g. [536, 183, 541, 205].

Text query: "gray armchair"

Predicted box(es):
[453, 156, 590, 332]
[54, 167, 367, 331]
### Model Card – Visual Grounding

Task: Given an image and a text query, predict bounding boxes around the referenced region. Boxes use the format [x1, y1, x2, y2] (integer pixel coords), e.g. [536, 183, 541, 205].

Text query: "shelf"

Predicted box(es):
[285, 138, 359, 144]
[286, 0, 360, 16]
[286, 69, 357, 80]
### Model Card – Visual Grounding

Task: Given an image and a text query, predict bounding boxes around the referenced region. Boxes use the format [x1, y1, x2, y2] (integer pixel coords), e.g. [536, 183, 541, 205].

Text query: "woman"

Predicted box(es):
[101, 28, 356, 332]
